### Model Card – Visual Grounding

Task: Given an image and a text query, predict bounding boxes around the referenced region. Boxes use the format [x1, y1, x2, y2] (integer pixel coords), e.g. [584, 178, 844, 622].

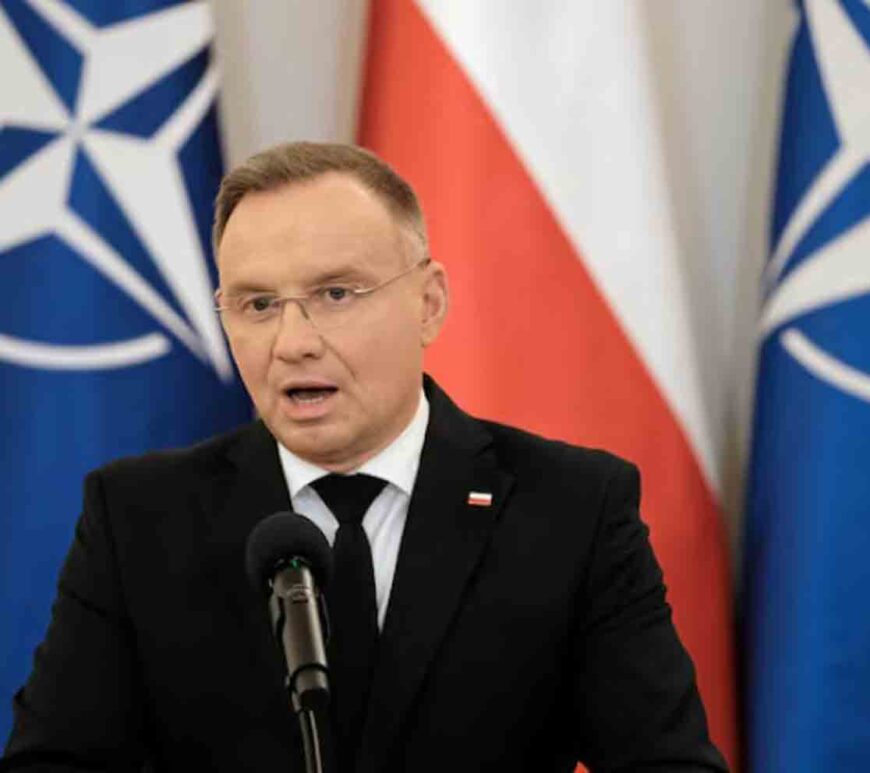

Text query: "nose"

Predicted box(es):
[271, 299, 326, 362]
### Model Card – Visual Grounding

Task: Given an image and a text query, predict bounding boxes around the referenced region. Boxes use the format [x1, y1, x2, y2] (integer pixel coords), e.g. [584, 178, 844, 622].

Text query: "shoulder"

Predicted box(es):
[425, 376, 639, 506]
[74, 422, 270, 574]
[86, 421, 259, 494]
[480, 417, 639, 497]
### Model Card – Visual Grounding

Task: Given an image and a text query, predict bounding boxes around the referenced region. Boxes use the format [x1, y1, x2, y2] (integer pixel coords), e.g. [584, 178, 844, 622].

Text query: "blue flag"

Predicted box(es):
[745, 1, 870, 769]
[0, 0, 251, 739]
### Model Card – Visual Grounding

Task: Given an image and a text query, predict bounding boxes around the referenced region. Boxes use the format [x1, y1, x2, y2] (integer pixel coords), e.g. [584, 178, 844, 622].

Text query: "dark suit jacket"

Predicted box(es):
[4, 378, 727, 772]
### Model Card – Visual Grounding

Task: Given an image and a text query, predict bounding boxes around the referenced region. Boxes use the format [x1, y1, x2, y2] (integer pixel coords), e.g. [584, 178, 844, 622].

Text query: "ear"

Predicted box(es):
[420, 261, 449, 347]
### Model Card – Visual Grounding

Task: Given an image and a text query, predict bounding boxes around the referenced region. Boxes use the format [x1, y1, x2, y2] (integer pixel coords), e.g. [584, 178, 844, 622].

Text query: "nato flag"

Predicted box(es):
[0, 1, 251, 739]
[745, 1, 870, 770]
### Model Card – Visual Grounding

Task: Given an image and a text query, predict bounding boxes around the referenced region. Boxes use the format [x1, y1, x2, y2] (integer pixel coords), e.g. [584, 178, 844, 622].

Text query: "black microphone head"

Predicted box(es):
[245, 511, 333, 595]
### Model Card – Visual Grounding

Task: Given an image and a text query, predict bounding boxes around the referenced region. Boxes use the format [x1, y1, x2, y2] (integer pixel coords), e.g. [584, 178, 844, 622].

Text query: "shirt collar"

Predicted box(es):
[277, 390, 429, 498]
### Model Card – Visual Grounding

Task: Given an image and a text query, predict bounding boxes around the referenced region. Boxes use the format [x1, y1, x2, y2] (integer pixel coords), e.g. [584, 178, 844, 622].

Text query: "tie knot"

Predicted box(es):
[312, 473, 387, 525]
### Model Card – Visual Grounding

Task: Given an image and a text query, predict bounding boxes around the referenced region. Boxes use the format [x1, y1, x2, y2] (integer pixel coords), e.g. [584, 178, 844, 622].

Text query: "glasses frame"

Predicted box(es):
[214, 256, 431, 330]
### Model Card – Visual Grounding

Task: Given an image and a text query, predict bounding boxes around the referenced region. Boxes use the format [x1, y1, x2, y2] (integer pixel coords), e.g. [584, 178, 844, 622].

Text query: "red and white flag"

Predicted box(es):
[358, 1, 737, 767]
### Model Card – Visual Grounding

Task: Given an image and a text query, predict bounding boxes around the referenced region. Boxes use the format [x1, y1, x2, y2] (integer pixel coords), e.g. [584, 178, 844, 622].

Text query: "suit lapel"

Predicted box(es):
[202, 420, 293, 694]
[358, 380, 515, 773]
[205, 419, 292, 588]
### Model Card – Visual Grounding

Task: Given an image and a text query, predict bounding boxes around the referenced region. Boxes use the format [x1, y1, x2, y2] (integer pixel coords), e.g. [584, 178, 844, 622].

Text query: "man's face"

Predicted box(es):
[217, 172, 448, 471]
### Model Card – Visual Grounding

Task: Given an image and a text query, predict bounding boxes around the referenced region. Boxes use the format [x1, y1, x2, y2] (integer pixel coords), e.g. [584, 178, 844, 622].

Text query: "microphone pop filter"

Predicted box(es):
[245, 511, 333, 595]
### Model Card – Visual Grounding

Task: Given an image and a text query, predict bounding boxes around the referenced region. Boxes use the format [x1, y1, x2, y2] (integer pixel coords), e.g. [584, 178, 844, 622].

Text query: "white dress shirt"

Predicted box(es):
[276, 392, 429, 629]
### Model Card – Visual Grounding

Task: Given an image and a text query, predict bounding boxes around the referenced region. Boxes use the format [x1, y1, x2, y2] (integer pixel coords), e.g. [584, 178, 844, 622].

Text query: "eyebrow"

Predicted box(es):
[309, 267, 370, 284]
[220, 282, 274, 295]
[221, 266, 376, 295]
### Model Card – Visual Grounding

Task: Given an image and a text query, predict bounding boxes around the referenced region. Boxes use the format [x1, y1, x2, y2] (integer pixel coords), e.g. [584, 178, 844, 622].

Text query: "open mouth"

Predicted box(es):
[284, 386, 338, 404]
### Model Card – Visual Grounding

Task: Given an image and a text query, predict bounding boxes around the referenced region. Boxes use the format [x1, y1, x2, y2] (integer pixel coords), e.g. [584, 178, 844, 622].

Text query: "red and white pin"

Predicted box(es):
[467, 491, 493, 507]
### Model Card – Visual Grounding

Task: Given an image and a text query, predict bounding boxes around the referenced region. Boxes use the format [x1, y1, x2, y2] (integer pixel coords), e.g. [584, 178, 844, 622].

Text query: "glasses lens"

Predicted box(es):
[305, 290, 361, 331]
[218, 258, 427, 332]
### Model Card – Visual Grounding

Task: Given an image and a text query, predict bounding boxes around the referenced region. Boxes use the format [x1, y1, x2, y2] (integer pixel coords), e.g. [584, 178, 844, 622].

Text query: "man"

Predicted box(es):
[4, 142, 727, 771]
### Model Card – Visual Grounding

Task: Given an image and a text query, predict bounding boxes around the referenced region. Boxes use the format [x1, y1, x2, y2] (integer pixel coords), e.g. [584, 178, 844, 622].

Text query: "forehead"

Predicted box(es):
[217, 172, 407, 285]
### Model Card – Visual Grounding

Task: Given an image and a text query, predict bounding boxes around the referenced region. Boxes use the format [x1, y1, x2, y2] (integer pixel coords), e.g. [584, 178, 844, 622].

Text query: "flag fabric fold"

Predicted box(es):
[358, 1, 736, 767]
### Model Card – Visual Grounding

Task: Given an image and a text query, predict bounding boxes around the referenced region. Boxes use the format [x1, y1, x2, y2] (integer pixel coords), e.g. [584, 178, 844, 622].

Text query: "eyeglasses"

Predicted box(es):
[215, 257, 430, 333]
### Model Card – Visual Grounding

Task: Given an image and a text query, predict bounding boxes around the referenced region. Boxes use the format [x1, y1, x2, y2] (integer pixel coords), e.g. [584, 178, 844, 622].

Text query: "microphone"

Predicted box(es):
[245, 511, 333, 715]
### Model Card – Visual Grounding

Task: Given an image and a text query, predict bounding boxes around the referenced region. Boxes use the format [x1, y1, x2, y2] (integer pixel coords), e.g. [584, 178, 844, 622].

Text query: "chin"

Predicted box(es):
[276, 426, 349, 465]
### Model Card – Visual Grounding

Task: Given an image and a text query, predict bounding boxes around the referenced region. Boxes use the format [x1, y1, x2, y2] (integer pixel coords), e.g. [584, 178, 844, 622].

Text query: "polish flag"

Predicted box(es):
[358, 1, 737, 767]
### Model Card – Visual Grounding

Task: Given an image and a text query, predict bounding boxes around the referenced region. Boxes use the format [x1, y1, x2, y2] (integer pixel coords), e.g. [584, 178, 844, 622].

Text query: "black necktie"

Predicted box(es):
[312, 473, 386, 768]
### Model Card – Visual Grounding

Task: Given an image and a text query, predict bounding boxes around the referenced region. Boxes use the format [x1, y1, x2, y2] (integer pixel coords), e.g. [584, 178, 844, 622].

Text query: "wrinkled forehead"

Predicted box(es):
[216, 175, 415, 287]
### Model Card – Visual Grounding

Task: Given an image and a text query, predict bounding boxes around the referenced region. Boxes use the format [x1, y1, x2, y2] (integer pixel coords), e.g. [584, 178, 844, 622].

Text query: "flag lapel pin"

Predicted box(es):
[467, 491, 493, 507]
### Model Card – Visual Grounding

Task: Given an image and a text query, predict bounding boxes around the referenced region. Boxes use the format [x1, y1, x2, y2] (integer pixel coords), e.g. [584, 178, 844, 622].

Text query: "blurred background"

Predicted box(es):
[3, 1, 869, 770]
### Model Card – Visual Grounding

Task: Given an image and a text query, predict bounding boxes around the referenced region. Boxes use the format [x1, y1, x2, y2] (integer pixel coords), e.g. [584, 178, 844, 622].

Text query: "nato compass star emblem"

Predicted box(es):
[0, 0, 233, 380]
[761, 0, 870, 403]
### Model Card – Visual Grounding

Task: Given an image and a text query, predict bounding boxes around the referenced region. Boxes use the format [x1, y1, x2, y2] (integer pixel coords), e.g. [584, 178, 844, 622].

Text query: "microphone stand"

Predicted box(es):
[270, 564, 334, 773]
[293, 693, 328, 773]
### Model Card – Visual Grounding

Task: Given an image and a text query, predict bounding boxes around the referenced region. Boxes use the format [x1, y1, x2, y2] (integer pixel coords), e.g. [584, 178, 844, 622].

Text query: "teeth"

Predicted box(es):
[295, 393, 326, 403]
[288, 388, 334, 403]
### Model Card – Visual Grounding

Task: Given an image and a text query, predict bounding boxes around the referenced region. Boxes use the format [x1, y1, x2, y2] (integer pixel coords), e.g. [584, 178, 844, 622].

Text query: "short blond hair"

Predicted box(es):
[213, 141, 428, 255]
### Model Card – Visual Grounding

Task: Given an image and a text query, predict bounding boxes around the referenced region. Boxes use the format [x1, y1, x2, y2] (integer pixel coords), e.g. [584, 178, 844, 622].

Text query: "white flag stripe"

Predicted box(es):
[415, 0, 718, 492]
